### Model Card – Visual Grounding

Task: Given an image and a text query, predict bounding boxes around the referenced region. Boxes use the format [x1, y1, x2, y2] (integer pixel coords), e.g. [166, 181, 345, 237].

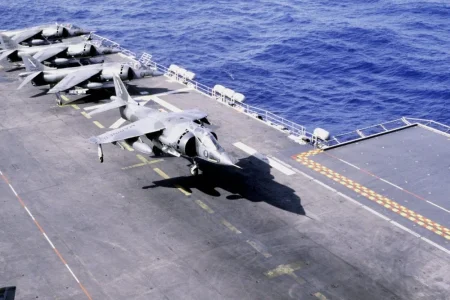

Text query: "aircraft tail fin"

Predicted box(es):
[21, 55, 49, 72]
[0, 34, 19, 50]
[113, 74, 138, 105]
[89, 74, 139, 116]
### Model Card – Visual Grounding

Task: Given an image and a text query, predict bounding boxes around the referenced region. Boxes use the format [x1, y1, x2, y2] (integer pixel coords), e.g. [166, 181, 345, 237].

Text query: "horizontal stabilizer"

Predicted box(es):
[0, 49, 17, 61]
[17, 71, 42, 90]
[88, 100, 127, 116]
[0, 33, 19, 50]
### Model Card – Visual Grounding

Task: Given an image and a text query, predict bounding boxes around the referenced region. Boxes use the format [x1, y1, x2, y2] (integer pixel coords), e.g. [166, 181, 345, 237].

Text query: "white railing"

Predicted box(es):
[91, 33, 450, 146]
[324, 117, 450, 148]
[91, 33, 136, 58]
[404, 117, 450, 134]
[135, 53, 310, 138]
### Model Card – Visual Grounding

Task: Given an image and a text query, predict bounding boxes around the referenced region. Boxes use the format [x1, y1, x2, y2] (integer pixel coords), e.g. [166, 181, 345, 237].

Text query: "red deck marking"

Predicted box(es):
[0, 171, 93, 300]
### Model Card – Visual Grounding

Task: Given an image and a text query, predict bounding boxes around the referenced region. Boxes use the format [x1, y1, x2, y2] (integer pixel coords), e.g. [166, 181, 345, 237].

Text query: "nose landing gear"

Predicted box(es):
[190, 163, 199, 176]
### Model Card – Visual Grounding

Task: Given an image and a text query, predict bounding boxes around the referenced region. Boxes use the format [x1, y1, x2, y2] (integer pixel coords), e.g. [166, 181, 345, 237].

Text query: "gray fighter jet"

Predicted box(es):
[0, 34, 118, 66]
[89, 75, 238, 175]
[17, 55, 159, 102]
[0, 23, 89, 46]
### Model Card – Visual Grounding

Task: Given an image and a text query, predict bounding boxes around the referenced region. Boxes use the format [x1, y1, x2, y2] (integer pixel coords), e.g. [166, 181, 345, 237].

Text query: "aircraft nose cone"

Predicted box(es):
[218, 152, 235, 166]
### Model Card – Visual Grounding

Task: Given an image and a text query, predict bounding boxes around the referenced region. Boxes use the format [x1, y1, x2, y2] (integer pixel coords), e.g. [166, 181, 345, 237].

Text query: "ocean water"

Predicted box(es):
[1, 0, 449, 135]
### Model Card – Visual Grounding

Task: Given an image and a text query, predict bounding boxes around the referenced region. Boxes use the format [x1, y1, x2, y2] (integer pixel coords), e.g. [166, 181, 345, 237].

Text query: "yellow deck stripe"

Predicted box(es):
[120, 141, 134, 152]
[264, 261, 304, 278]
[153, 168, 170, 179]
[314, 292, 328, 300]
[80, 111, 91, 119]
[195, 200, 214, 214]
[153, 168, 190, 195]
[221, 219, 242, 234]
[175, 185, 191, 196]
[60, 94, 70, 102]
[93, 121, 104, 128]
[294, 155, 450, 240]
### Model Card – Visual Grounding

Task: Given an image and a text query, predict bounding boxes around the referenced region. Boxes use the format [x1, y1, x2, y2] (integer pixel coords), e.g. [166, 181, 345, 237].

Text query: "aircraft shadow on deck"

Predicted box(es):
[144, 155, 305, 215]
[67, 89, 114, 104]
[6, 66, 24, 72]
[30, 89, 50, 98]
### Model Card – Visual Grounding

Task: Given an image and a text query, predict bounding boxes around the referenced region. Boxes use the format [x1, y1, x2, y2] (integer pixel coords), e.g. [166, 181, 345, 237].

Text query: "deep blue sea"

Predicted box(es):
[1, 0, 449, 134]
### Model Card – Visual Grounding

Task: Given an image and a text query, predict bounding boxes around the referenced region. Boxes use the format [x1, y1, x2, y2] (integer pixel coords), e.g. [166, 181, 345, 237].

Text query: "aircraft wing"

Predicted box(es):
[48, 67, 102, 93]
[12, 28, 42, 44]
[89, 118, 165, 144]
[170, 109, 208, 122]
[33, 45, 68, 62]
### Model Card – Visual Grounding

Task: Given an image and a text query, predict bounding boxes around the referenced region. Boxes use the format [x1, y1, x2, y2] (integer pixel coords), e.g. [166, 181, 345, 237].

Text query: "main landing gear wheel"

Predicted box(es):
[152, 146, 163, 157]
[190, 164, 199, 176]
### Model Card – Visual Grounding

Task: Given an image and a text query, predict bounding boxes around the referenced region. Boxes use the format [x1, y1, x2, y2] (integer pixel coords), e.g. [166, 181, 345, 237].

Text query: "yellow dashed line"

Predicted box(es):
[195, 200, 214, 214]
[221, 219, 242, 234]
[120, 141, 134, 152]
[175, 185, 191, 196]
[93, 121, 104, 128]
[81, 111, 91, 119]
[71, 104, 80, 110]
[136, 154, 149, 163]
[314, 292, 328, 300]
[153, 168, 191, 196]
[121, 162, 147, 170]
[153, 168, 170, 179]
[246, 240, 272, 258]
[264, 261, 304, 278]
[121, 155, 163, 170]
[294, 155, 450, 240]
[60, 94, 70, 102]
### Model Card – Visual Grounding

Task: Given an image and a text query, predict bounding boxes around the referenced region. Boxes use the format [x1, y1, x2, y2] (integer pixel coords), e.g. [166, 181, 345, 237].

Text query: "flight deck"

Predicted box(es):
[0, 34, 449, 300]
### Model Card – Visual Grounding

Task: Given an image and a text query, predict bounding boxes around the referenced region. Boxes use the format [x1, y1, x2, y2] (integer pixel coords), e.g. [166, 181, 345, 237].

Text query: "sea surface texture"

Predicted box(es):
[1, 0, 449, 134]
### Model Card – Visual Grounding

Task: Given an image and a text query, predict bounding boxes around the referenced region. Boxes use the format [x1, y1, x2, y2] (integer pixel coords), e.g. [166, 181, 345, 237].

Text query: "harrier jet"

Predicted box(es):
[0, 34, 118, 66]
[17, 55, 159, 103]
[0, 23, 89, 46]
[89, 75, 238, 175]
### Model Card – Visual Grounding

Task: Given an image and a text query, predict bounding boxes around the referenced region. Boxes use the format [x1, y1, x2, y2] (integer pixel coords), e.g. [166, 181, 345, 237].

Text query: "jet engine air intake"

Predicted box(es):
[67, 43, 94, 57]
[42, 25, 66, 38]
[100, 64, 131, 81]
[159, 130, 197, 157]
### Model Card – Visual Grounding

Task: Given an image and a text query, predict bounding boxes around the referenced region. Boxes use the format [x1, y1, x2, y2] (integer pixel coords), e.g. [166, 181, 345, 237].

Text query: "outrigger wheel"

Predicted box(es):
[55, 90, 63, 106]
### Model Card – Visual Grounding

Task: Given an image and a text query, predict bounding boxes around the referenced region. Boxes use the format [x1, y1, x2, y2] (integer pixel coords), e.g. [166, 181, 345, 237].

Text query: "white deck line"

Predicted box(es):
[110, 118, 127, 129]
[233, 142, 295, 176]
[427, 201, 450, 214]
[83, 103, 108, 111]
[136, 95, 182, 112]
[135, 87, 193, 109]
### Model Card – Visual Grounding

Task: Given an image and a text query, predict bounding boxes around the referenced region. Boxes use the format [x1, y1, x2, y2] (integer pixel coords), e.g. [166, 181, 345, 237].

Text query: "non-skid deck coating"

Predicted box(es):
[290, 125, 450, 250]
[0, 54, 449, 300]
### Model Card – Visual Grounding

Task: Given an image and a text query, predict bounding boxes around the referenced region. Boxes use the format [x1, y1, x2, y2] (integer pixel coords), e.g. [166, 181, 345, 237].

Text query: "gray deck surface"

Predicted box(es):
[0, 53, 449, 300]
[284, 125, 450, 251]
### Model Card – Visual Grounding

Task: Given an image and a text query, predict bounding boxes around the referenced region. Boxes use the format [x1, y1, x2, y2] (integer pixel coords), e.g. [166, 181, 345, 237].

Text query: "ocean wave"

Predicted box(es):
[0, 0, 448, 134]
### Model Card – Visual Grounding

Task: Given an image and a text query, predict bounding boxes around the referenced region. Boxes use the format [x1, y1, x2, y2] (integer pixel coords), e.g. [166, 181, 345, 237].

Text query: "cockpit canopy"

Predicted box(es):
[193, 127, 221, 150]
